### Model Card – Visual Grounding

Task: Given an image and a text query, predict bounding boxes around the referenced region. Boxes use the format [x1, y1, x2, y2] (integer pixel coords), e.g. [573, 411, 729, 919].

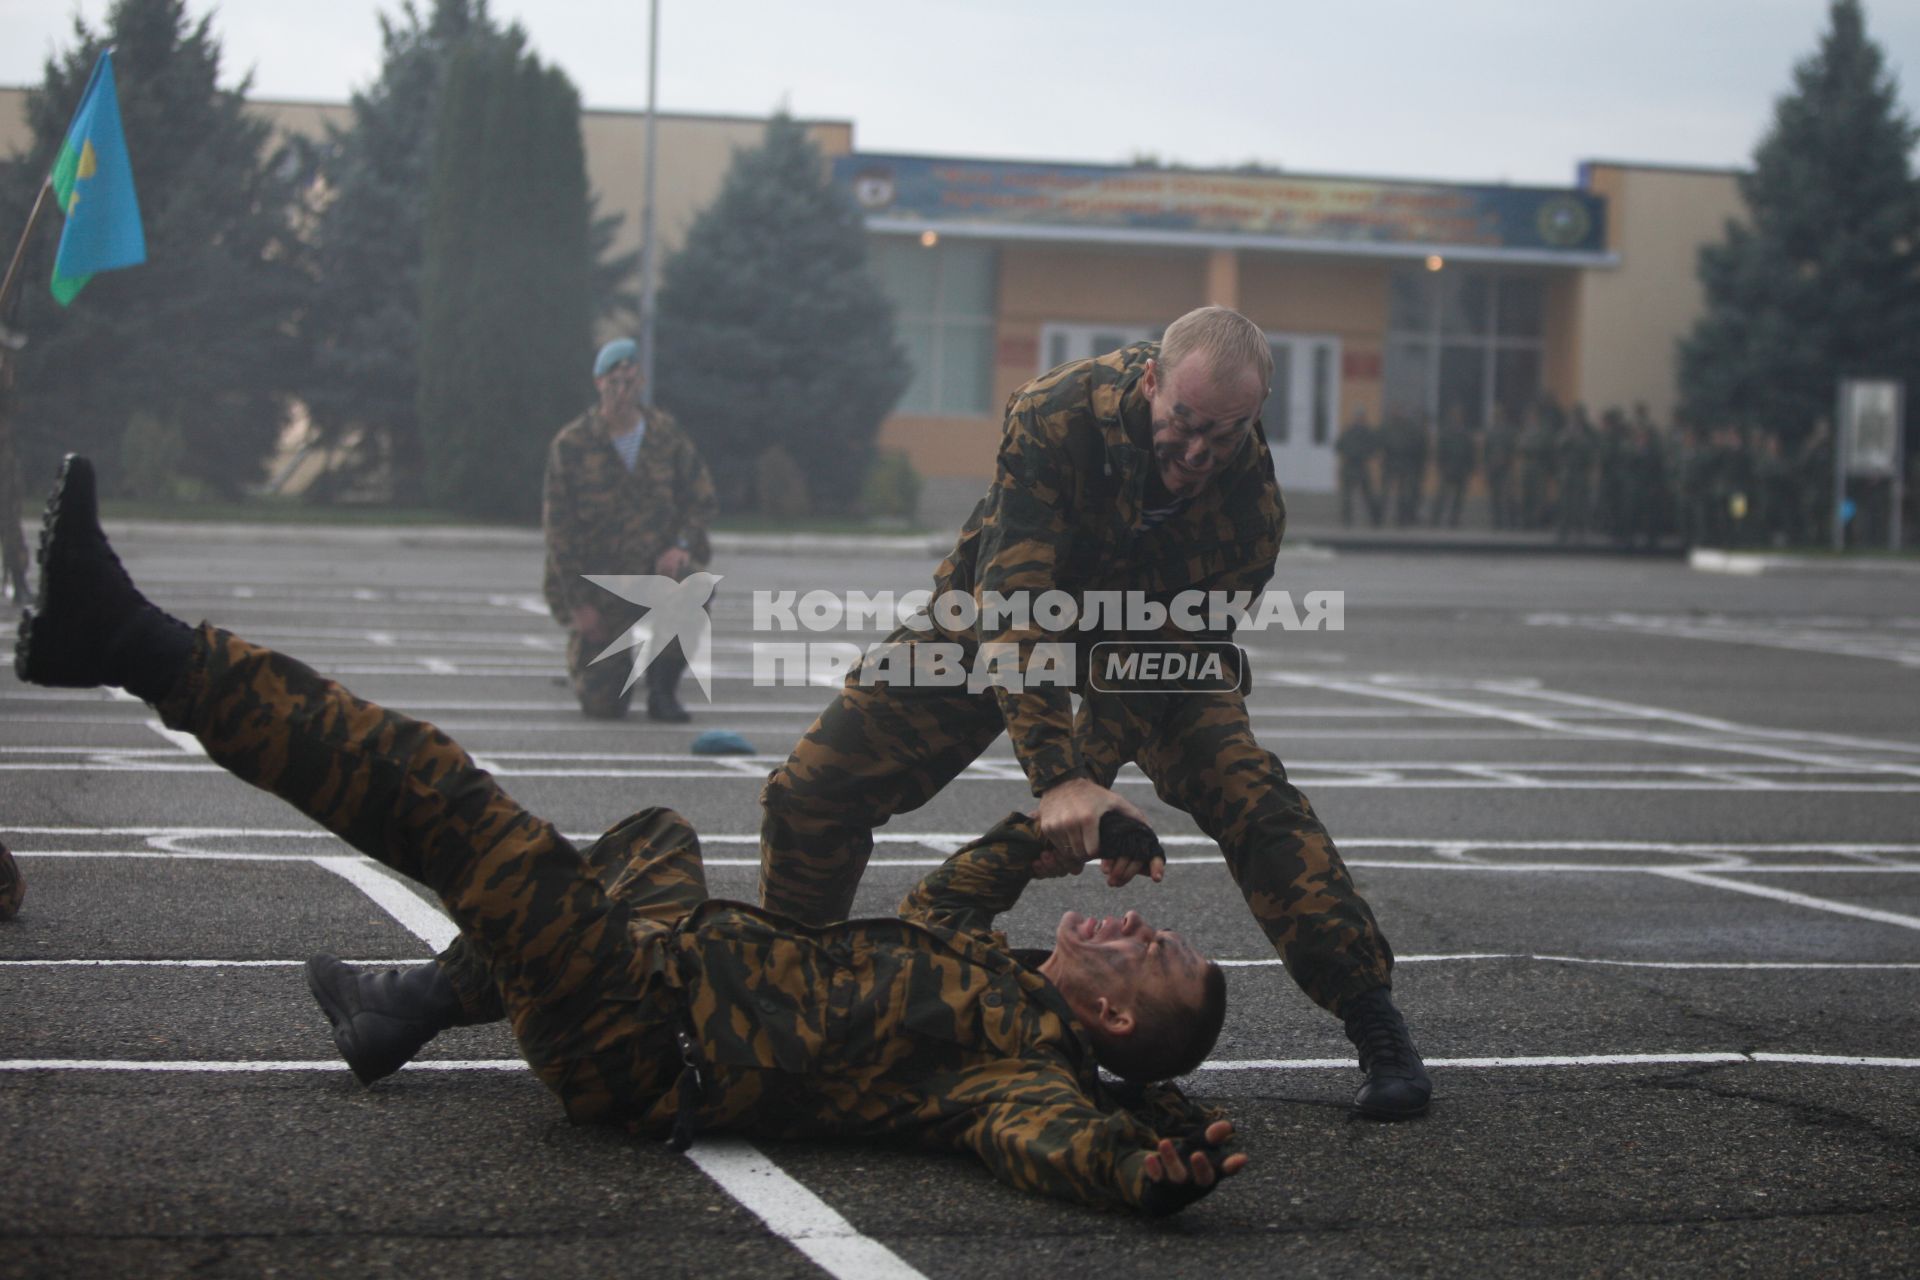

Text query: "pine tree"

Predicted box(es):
[303, 0, 634, 502]
[655, 115, 908, 513]
[0, 0, 309, 497]
[1678, 0, 1920, 447]
[415, 36, 594, 520]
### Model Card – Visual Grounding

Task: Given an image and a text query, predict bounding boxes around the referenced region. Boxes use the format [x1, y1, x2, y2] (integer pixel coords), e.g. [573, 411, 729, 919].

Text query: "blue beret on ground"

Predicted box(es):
[689, 729, 756, 756]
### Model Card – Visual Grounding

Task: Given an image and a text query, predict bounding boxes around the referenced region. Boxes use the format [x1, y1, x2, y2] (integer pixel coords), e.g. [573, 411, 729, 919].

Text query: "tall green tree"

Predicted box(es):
[1678, 0, 1920, 447]
[415, 36, 594, 520]
[303, 0, 635, 502]
[655, 115, 908, 513]
[0, 0, 309, 496]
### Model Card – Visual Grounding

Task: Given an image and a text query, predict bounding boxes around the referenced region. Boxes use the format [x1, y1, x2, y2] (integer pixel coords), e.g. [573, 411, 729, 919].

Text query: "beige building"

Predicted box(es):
[2, 85, 1742, 494]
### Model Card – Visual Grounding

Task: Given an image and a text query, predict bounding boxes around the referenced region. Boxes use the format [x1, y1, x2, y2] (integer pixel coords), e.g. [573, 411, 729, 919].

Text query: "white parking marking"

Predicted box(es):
[1653, 868, 1920, 933]
[684, 1140, 929, 1280]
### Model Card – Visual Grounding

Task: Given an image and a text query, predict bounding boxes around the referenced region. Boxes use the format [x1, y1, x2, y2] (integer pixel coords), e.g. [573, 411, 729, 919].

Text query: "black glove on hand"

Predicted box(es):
[1138, 1132, 1232, 1217]
[1098, 810, 1164, 868]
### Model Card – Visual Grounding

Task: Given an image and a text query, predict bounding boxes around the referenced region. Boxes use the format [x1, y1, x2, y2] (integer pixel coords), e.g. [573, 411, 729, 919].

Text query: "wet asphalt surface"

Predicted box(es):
[3, 528, 1918, 1279]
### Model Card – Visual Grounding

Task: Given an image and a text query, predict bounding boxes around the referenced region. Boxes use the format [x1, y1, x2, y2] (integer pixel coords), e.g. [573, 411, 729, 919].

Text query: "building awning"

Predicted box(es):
[836, 153, 1617, 268]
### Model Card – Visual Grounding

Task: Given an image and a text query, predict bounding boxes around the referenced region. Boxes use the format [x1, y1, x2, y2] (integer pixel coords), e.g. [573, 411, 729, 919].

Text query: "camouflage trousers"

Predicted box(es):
[158, 625, 708, 1124]
[565, 608, 691, 719]
[760, 628, 1395, 1015]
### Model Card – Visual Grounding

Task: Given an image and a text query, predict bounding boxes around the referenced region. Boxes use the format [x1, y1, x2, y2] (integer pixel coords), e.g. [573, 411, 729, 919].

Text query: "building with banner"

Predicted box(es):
[835, 152, 1743, 494]
[0, 88, 1744, 496]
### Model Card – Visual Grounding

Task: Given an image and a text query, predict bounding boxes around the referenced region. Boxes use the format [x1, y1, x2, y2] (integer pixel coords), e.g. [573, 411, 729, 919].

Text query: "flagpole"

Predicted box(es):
[0, 180, 55, 328]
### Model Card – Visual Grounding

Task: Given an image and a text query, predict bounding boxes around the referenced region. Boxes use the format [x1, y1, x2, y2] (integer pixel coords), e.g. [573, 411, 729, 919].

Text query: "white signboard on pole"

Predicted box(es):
[1833, 379, 1905, 550]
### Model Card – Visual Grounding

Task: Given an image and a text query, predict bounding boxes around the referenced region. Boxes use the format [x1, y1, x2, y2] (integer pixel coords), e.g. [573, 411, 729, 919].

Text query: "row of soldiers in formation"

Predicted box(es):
[1335, 399, 1835, 548]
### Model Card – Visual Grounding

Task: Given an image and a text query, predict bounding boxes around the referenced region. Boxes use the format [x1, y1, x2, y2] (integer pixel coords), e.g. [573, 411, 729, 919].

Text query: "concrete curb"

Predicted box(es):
[1689, 547, 1920, 576]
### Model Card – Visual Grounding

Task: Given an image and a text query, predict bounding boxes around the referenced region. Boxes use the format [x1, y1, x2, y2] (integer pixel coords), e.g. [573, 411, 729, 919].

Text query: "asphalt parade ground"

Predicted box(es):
[3, 526, 1918, 1279]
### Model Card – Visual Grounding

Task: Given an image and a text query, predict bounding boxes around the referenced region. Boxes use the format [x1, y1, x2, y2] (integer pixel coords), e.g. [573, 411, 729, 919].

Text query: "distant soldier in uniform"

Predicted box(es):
[1483, 407, 1520, 530]
[1428, 407, 1475, 528]
[1596, 408, 1632, 544]
[1621, 416, 1668, 550]
[1335, 408, 1384, 527]
[16, 456, 1250, 1216]
[1517, 399, 1561, 530]
[1555, 405, 1598, 543]
[543, 338, 717, 722]
[759, 307, 1431, 1120]
[1384, 411, 1429, 528]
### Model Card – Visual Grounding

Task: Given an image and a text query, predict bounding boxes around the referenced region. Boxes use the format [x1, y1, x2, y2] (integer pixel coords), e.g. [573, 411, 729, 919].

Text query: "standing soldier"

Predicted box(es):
[1555, 404, 1597, 542]
[1596, 408, 1632, 544]
[1483, 407, 1520, 530]
[1335, 408, 1384, 527]
[543, 338, 718, 722]
[1385, 411, 1429, 528]
[1622, 416, 1668, 550]
[1517, 398, 1560, 530]
[1428, 406, 1475, 528]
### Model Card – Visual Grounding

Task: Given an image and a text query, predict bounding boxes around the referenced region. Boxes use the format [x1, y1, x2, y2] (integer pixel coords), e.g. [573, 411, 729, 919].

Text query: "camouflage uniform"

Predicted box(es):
[542, 405, 717, 717]
[761, 343, 1395, 1017]
[156, 625, 1221, 1213]
[1483, 416, 1519, 531]
[1334, 417, 1383, 527]
[1427, 418, 1475, 528]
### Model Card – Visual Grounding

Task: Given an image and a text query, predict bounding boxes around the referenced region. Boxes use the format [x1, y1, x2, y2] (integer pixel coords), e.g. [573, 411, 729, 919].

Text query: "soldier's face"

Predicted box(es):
[1141, 357, 1265, 498]
[1052, 908, 1209, 1012]
[596, 359, 643, 416]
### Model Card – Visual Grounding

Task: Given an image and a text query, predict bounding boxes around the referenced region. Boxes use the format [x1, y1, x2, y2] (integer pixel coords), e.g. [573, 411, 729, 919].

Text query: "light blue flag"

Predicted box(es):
[50, 50, 146, 306]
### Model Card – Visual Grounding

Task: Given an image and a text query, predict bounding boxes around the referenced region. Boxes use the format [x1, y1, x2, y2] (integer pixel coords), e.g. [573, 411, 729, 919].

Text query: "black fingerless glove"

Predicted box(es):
[1138, 1134, 1229, 1217]
[1098, 811, 1164, 867]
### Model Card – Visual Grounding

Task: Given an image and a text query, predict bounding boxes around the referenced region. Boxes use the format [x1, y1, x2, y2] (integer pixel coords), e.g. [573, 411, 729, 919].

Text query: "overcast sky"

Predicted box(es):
[4, 0, 1919, 186]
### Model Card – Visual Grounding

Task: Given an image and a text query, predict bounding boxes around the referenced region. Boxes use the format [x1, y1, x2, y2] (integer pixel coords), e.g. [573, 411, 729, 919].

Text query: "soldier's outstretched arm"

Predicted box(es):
[949, 1070, 1247, 1215]
[896, 812, 1042, 932]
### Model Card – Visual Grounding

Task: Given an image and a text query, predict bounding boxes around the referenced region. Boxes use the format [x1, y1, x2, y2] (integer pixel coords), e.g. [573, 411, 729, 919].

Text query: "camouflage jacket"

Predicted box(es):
[647, 819, 1220, 1213]
[541, 405, 717, 623]
[932, 343, 1285, 793]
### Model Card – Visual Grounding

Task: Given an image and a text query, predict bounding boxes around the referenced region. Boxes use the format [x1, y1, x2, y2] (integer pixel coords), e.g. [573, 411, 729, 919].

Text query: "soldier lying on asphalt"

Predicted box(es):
[13, 455, 1247, 1215]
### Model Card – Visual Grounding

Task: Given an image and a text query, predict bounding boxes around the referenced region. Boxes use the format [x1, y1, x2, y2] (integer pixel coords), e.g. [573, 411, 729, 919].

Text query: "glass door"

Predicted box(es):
[1263, 334, 1340, 493]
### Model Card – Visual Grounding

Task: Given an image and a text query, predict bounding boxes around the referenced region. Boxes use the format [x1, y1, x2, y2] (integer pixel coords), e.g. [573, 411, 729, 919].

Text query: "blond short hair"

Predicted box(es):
[1157, 305, 1274, 391]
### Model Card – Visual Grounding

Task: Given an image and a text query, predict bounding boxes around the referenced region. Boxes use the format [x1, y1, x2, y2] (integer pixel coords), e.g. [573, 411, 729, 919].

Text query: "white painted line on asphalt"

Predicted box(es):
[0, 1059, 524, 1072]
[1213, 954, 1920, 971]
[683, 1139, 930, 1280]
[1653, 868, 1920, 933]
[1199, 1052, 1920, 1071]
[10, 954, 1915, 972]
[144, 718, 205, 756]
[312, 855, 459, 950]
[303, 848, 908, 1280]
[0, 958, 421, 968]
[10, 1051, 1920, 1074]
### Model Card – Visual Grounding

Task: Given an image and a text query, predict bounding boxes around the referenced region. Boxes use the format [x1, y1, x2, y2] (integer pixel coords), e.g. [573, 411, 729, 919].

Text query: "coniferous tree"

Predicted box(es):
[303, 0, 634, 502]
[1678, 0, 1920, 447]
[415, 36, 593, 520]
[0, 0, 309, 496]
[655, 115, 908, 513]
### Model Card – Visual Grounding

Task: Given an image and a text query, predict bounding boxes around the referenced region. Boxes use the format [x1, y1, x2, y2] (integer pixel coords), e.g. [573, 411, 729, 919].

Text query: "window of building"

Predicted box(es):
[870, 238, 998, 414]
[1384, 267, 1548, 427]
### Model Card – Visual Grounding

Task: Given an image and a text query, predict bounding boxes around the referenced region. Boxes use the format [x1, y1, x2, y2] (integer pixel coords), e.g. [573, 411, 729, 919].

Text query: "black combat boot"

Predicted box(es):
[305, 955, 464, 1086]
[1343, 986, 1432, 1119]
[645, 641, 691, 723]
[14, 455, 193, 700]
